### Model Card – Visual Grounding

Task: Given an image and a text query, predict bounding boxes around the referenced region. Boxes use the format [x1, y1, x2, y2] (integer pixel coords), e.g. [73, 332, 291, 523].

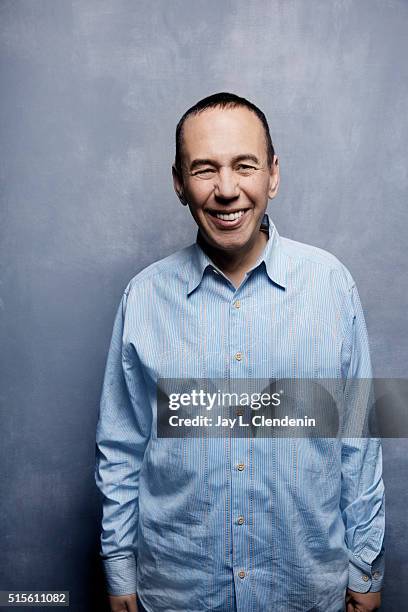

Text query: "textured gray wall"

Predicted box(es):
[1, 1, 407, 610]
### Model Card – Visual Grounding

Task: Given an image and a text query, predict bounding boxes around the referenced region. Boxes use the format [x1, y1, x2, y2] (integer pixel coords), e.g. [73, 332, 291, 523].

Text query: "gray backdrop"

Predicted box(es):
[1, 1, 407, 610]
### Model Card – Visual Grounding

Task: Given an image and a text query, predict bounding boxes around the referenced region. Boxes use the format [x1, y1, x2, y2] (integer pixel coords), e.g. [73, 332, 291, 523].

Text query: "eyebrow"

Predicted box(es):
[189, 154, 261, 171]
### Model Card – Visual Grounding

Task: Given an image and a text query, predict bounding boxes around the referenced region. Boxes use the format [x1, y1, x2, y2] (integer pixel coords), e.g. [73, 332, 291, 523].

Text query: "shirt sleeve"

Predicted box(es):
[94, 286, 151, 596]
[340, 283, 385, 593]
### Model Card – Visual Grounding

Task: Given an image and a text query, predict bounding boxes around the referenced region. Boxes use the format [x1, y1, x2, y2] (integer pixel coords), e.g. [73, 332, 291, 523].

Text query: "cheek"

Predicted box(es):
[242, 176, 270, 201]
[185, 181, 212, 206]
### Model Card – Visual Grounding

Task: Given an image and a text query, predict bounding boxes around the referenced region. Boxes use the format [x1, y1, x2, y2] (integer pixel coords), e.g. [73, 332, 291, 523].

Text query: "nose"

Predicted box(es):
[213, 168, 240, 200]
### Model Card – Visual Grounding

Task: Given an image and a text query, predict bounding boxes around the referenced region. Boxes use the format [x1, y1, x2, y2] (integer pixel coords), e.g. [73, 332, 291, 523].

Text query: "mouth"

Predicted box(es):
[206, 207, 251, 229]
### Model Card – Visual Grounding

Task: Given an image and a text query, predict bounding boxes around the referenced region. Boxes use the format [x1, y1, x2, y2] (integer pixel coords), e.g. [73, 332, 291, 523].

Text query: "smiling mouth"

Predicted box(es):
[207, 208, 250, 221]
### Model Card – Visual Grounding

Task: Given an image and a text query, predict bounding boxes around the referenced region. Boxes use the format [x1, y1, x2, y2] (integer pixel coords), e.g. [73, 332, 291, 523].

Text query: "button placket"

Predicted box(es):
[229, 288, 250, 594]
[231, 296, 243, 364]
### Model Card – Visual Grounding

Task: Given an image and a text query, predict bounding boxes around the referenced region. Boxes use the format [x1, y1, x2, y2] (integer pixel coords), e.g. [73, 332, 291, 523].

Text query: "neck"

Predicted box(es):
[197, 228, 268, 276]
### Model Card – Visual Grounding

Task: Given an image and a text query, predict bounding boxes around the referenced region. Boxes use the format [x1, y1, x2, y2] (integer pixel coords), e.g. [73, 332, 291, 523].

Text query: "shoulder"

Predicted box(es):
[122, 243, 195, 298]
[279, 235, 356, 293]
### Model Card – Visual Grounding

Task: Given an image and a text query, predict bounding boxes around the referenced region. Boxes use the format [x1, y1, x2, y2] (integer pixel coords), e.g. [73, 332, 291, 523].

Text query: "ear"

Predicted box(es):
[268, 155, 280, 199]
[172, 164, 188, 206]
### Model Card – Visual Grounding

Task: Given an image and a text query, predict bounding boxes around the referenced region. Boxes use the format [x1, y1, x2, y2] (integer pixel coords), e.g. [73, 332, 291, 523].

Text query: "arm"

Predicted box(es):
[340, 283, 385, 605]
[95, 286, 151, 598]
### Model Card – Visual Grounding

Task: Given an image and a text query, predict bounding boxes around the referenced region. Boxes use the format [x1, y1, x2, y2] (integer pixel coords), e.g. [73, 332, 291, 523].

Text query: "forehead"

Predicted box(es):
[181, 106, 266, 162]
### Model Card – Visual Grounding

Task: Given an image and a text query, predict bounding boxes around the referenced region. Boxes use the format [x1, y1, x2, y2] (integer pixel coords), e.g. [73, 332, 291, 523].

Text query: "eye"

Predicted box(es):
[236, 164, 256, 173]
[193, 168, 215, 176]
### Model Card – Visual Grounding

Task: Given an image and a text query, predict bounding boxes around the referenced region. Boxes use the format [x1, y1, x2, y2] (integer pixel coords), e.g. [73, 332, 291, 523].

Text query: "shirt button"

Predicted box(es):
[233, 300, 241, 309]
[237, 463, 245, 471]
[361, 574, 369, 582]
[235, 352, 243, 361]
[238, 570, 246, 579]
[237, 516, 245, 525]
[373, 571, 381, 579]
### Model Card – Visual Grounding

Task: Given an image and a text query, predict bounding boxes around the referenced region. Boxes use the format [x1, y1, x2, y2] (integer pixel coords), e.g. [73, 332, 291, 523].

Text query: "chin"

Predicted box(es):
[213, 238, 247, 251]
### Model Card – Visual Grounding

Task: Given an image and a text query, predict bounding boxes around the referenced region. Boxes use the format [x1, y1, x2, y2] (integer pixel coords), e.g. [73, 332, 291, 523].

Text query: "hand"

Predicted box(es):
[108, 592, 138, 612]
[346, 588, 381, 611]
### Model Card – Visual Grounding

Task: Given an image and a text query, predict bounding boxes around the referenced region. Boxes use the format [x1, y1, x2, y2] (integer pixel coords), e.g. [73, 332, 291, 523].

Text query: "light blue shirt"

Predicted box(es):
[95, 213, 385, 612]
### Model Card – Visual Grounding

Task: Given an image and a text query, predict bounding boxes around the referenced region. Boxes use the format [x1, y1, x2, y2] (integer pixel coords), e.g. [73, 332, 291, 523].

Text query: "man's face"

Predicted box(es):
[173, 106, 279, 254]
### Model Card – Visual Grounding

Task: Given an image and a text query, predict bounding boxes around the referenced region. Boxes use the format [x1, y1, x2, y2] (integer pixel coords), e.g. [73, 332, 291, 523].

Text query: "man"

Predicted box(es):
[95, 93, 385, 612]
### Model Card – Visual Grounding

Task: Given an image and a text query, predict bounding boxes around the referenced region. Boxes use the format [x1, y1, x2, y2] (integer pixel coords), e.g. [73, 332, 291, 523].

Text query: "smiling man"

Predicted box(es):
[172, 101, 279, 291]
[95, 93, 385, 612]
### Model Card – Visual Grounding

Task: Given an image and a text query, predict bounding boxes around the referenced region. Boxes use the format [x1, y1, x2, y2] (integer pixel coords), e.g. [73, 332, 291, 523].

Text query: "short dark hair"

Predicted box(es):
[174, 92, 275, 176]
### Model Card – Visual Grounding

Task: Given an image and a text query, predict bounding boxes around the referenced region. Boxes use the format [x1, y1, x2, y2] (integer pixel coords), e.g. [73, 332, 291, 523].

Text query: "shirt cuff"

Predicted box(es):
[348, 551, 385, 593]
[102, 554, 137, 596]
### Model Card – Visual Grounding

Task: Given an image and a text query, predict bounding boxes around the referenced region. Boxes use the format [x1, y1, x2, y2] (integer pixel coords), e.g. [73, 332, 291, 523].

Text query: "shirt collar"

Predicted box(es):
[187, 212, 287, 295]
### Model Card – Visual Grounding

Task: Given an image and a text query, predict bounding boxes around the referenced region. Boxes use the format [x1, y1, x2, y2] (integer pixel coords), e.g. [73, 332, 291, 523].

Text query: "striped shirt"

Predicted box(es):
[95, 213, 385, 612]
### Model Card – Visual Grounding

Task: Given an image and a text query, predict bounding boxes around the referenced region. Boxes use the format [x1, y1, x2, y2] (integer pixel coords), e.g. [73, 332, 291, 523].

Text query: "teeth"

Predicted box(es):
[215, 210, 245, 221]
